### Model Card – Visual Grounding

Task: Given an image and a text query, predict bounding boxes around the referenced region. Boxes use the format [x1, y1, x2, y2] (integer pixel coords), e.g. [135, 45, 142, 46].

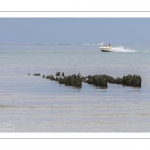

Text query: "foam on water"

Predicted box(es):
[112, 46, 136, 52]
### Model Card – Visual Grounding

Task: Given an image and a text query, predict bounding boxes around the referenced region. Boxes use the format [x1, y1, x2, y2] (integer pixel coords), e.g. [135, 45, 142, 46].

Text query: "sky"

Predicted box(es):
[0, 18, 150, 44]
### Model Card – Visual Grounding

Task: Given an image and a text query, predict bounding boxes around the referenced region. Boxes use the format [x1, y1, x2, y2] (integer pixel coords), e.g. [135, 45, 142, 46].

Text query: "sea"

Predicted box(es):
[0, 43, 150, 132]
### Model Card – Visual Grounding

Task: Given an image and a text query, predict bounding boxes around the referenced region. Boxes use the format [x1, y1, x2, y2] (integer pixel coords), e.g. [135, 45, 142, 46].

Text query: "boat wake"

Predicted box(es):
[111, 46, 136, 52]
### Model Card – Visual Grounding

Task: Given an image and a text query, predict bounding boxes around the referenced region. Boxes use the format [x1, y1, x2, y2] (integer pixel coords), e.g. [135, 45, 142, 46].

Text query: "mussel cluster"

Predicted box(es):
[32, 72, 141, 88]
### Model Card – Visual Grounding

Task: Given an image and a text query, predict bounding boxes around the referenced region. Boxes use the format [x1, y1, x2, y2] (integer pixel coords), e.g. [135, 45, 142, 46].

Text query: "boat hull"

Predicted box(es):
[100, 47, 112, 52]
[101, 49, 112, 52]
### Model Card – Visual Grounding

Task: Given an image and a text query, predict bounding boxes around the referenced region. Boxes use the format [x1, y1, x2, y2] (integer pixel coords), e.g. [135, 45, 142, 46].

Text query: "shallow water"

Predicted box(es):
[0, 44, 150, 132]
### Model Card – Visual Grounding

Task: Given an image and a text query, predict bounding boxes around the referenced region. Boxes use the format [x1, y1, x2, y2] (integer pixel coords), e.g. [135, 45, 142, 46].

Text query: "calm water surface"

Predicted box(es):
[0, 44, 150, 132]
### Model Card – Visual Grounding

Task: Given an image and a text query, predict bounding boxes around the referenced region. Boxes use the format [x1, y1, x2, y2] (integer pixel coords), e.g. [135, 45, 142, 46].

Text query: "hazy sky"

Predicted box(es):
[0, 18, 150, 44]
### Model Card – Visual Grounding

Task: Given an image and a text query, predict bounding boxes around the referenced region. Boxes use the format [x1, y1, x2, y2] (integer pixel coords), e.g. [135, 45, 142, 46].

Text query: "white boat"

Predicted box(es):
[100, 46, 113, 52]
[100, 45, 125, 52]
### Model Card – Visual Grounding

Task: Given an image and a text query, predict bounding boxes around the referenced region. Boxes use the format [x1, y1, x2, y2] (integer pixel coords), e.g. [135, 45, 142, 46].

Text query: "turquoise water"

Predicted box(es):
[0, 44, 150, 132]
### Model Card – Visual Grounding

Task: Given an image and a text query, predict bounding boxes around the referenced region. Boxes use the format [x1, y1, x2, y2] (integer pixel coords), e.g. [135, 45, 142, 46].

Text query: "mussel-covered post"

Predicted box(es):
[85, 75, 108, 88]
[122, 74, 141, 87]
